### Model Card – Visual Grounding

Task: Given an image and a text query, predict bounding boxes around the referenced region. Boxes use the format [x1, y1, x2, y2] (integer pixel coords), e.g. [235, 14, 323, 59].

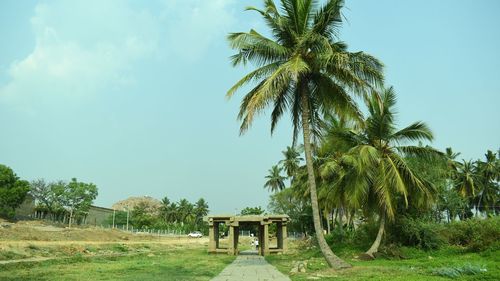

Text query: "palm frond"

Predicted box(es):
[312, 0, 343, 39]
[226, 62, 282, 99]
[228, 30, 291, 67]
[390, 121, 433, 143]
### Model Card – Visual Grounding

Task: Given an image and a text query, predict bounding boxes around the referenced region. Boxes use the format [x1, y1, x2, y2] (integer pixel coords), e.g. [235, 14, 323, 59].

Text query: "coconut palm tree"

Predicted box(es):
[227, 0, 383, 268]
[320, 87, 437, 258]
[474, 150, 500, 215]
[445, 147, 461, 176]
[454, 161, 477, 198]
[264, 165, 287, 192]
[279, 146, 303, 178]
[194, 198, 209, 227]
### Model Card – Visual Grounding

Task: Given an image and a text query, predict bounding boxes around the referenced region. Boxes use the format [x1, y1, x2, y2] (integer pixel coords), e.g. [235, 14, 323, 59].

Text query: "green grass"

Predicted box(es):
[266, 245, 500, 281]
[0, 247, 235, 281]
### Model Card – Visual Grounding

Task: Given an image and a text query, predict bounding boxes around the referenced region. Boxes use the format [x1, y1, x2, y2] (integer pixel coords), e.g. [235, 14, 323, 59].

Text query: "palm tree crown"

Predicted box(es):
[323, 87, 437, 221]
[264, 165, 287, 192]
[227, 0, 383, 140]
[279, 146, 303, 178]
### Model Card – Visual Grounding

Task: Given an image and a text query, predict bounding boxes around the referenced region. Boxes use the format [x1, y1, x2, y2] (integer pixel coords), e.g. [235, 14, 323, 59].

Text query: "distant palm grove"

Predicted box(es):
[227, 0, 499, 268]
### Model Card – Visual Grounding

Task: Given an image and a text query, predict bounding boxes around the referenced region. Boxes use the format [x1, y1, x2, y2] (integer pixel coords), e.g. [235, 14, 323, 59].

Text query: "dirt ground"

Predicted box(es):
[0, 219, 208, 263]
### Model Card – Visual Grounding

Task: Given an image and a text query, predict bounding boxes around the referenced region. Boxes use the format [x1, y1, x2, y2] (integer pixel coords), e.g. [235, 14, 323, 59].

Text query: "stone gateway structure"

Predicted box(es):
[204, 215, 289, 256]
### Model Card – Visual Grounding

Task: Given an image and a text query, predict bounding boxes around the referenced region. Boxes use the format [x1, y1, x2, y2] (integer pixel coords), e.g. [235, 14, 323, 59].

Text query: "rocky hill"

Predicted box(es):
[111, 196, 162, 215]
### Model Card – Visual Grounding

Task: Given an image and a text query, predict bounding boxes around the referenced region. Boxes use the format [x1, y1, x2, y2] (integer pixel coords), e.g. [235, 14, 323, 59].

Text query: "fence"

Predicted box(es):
[98, 224, 189, 237]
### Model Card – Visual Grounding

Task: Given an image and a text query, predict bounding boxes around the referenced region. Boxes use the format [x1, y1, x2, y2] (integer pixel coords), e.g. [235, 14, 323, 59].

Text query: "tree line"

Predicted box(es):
[226, 0, 499, 269]
[0, 166, 98, 228]
[110, 197, 210, 234]
[27, 178, 97, 227]
[265, 89, 499, 259]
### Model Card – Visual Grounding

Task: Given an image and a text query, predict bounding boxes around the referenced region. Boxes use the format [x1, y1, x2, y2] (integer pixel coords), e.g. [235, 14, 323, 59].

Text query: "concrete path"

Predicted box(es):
[211, 251, 291, 281]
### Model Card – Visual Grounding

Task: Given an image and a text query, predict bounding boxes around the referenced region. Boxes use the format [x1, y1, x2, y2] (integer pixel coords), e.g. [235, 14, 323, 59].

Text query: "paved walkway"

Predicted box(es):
[211, 251, 291, 281]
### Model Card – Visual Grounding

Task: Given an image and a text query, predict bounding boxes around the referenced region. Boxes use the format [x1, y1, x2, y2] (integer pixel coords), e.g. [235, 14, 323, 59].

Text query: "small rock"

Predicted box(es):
[147, 253, 155, 257]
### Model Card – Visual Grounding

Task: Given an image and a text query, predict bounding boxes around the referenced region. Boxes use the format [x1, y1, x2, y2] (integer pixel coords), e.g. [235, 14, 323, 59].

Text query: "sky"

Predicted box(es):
[1, 0, 499, 214]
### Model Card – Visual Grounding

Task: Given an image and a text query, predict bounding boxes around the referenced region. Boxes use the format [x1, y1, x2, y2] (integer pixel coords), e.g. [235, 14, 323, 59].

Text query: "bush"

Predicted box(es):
[324, 222, 379, 254]
[386, 216, 499, 252]
[325, 228, 351, 245]
[352, 222, 380, 248]
[387, 217, 445, 250]
[443, 217, 500, 252]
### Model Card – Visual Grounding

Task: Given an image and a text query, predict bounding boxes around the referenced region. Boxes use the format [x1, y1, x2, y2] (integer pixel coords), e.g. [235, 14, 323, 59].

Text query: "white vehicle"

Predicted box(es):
[188, 231, 203, 238]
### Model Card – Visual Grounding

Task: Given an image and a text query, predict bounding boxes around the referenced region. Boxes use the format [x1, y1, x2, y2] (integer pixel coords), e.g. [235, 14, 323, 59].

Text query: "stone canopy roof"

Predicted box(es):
[204, 214, 289, 225]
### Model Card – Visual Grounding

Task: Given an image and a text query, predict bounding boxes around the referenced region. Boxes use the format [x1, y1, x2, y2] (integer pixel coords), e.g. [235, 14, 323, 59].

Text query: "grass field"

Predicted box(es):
[0, 247, 235, 281]
[1, 220, 498, 280]
[266, 245, 499, 281]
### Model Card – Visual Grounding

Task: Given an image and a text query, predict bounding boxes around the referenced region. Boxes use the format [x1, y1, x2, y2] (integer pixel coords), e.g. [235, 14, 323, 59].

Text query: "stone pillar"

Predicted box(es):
[208, 222, 216, 253]
[228, 225, 235, 255]
[234, 226, 239, 255]
[263, 223, 270, 255]
[258, 225, 264, 256]
[282, 223, 288, 253]
[277, 222, 283, 249]
[214, 223, 220, 249]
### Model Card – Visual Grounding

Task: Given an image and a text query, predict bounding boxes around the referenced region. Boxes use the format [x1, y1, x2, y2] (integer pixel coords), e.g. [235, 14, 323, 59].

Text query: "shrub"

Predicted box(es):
[443, 217, 500, 252]
[352, 222, 380, 248]
[325, 228, 351, 245]
[387, 217, 445, 250]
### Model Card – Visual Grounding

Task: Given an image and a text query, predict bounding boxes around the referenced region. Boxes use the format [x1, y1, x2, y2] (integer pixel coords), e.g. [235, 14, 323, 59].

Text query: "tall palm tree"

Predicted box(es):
[264, 165, 287, 192]
[194, 198, 210, 227]
[475, 150, 499, 215]
[159, 196, 171, 222]
[280, 146, 303, 178]
[445, 148, 461, 169]
[177, 199, 194, 224]
[320, 87, 437, 258]
[227, 0, 383, 268]
[454, 161, 477, 198]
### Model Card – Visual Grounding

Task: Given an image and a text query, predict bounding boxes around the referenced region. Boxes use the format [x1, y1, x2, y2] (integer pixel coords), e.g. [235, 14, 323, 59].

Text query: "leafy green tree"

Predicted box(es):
[320, 88, 437, 257]
[106, 210, 128, 226]
[131, 201, 157, 229]
[227, 0, 383, 269]
[240, 206, 265, 216]
[30, 179, 55, 217]
[0, 164, 30, 219]
[264, 165, 286, 192]
[56, 178, 98, 228]
[268, 188, 314, 234]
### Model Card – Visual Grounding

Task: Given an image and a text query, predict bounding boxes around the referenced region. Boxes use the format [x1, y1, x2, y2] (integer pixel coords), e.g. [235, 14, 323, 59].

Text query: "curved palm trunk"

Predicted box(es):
[365, 213, 386, 258]
[301, 94, 351, 269]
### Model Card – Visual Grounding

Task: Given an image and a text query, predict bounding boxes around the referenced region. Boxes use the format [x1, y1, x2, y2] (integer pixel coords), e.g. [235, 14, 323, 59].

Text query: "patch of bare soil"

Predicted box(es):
[0, 220, 208, 264]
[0, 219, 165, 242]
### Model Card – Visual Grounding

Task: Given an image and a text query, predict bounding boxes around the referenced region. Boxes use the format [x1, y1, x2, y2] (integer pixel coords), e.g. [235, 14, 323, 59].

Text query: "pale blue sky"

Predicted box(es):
[1, 1, 499, 213]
